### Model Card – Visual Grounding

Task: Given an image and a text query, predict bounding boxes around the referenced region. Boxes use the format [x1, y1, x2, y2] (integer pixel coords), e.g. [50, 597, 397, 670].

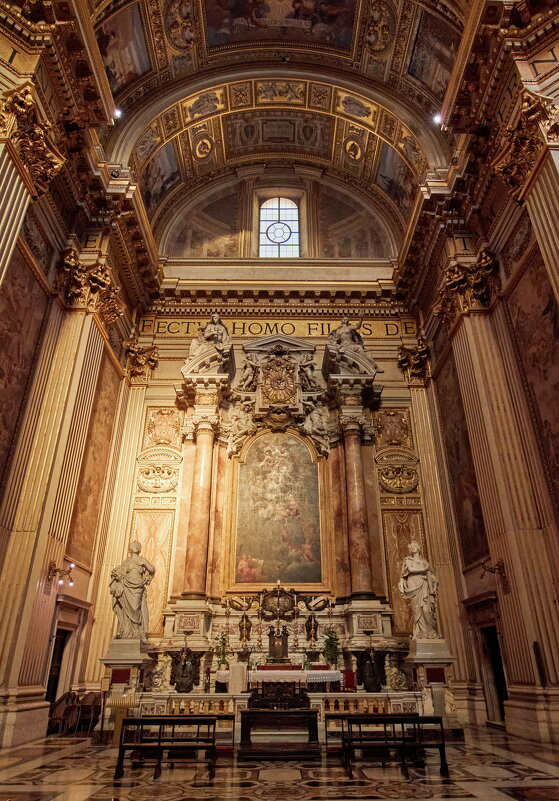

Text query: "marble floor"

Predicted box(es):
[1, 727, 559, 801]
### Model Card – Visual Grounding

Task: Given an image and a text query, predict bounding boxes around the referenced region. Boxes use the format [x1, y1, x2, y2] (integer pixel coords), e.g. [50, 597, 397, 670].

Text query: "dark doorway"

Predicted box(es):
[481, 624, 508, 723]
[45, 628, 70, 702]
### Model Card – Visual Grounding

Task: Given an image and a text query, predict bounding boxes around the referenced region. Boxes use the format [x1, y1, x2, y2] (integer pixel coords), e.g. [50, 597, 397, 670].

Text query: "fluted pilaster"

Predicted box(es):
[83, 383, 147, 685]
[527, 150, 559, 305]
[409, 384, 475, 684]
[0, 145, 31, 287]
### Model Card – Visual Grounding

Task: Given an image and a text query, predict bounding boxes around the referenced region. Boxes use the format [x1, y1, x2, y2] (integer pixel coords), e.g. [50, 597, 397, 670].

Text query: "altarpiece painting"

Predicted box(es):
[234, 432, 322, 585]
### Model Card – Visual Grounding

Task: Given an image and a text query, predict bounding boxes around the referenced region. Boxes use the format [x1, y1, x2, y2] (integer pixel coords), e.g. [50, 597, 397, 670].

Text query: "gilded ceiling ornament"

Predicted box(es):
[164, 0, 195, 51]
[0, 85, 64, 195]
[397, 338, 430, 382]
[378, 464, 418, 494]
[126, 337, 159, 379]
[366, 0, 395, 53]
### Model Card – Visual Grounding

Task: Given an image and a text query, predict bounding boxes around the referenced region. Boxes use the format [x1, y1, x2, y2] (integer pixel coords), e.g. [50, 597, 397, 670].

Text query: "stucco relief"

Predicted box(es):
[143, 406, 183, 448]
[136, 447, 182, 493]
[67, 352, 122, 567]
[0, 247, 49, 483]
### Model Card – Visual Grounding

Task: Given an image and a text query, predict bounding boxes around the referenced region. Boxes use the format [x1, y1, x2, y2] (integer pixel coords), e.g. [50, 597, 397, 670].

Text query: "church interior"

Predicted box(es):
[1, 0, 559, 796]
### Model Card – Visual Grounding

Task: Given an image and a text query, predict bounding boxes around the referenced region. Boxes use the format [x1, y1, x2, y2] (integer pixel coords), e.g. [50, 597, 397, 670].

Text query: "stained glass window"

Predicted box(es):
[259, 197, 300, 258]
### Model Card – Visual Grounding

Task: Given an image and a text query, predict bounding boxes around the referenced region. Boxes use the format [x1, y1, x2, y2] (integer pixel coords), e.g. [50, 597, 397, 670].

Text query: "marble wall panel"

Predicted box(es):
[66, 352, 122, 568]
[130, 510, 174, 634]
[382, 510, 423, 634]
[507, 252, 559, 508]
[435, 350, 489, 567]
[0, 247, 49, 484]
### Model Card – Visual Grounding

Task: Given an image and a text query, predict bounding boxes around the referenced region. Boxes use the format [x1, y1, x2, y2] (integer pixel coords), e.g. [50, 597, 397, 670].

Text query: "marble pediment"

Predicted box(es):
[242, 334, 316, 355]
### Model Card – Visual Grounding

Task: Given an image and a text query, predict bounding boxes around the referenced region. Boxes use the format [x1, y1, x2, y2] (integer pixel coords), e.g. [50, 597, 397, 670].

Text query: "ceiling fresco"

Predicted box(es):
[91, 0, 463, 252]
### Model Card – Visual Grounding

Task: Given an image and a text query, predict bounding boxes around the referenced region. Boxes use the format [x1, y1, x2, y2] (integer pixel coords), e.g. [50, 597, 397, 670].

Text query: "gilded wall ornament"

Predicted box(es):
[378, 464, 418, 494]
[260, 348, 297, 406]
[397, 338, 430, 382]
[145, 407, 182, 447]
[436, 250, 500, 317]
[126, 337, 159, 379]
[374, 409, 411, 448]
[1, 85, 64, 195]
[493, 90, 558, 201]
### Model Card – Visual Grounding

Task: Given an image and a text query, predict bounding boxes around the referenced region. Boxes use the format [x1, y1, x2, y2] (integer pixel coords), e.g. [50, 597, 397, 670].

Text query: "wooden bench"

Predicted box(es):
[114, 715, 217, 780]
[341, 714, 449, 779]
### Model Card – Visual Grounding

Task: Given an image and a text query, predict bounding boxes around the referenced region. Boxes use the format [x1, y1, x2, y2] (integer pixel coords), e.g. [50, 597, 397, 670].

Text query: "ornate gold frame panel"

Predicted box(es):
[223, 428, 333, 594]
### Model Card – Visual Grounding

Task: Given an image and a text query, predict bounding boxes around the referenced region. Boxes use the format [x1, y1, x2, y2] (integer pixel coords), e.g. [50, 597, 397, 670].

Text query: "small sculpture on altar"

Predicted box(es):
[305, 614, 318, 643]
[109, 541, 155, 640]
[239, 613, 252, 642]
[171, 646, 202, 693]
[184, 313, 231, 367]
[384, 653, 408, 691]
[150, 652, 174, 693]
[268, 624, 289, 662]
[398, 540, 440, 639]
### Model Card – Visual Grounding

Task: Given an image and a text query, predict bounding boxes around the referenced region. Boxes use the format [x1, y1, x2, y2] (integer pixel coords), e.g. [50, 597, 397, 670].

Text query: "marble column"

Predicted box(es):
[209, 441, 228, 600]
[342, 420, 374, 598]
[183, 420, 217, 598]
[0, 143, 32, 287]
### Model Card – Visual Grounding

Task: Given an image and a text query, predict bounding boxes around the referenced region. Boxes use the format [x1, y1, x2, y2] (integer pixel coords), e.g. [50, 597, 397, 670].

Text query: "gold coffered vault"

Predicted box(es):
[0, 0, 558, 754]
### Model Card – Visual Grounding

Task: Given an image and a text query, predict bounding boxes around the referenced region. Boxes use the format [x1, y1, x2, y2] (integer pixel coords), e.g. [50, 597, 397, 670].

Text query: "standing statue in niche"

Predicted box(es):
[109, 541, 155, 640]
[187, 313, 231, 363]
[398, 540, 440, 639]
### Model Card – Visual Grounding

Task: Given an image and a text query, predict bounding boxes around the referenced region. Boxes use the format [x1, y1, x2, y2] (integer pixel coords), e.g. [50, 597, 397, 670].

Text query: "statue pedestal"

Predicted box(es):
[102, 638, 150, 666]
[405, 638, 453, 665]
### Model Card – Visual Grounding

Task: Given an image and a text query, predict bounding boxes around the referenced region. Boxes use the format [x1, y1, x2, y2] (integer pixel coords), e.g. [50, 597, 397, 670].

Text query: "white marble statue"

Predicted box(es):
[328, 317, 365, 353]
[188, 313, 231, 362]
[398, 540, 440, 639]
[110, 541, 155, 640]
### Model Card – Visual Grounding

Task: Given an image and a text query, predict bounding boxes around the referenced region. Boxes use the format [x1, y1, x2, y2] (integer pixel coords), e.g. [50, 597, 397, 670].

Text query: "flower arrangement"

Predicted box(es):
[322, 628, 341, 668]
[213, 632, 232, 667]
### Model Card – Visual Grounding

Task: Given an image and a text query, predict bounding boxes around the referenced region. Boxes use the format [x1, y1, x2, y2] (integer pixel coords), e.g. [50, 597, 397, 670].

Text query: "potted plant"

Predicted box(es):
[322, 628, 341, 669]
[213, 632, 232, 668]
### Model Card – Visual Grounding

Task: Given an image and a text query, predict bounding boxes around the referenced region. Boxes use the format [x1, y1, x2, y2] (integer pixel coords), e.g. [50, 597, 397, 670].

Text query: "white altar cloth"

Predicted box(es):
[215, 669, 343, 685]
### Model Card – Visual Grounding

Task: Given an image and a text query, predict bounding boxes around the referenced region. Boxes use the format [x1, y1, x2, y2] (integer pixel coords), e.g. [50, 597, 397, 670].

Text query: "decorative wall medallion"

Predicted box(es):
[138, 464, 179, 493]
[344, 137, 364, 161]
[378, 464, 418, 494]
[136, 447, 182, 493]
[261, 351, 297, 406]
[194, 136, 214, 159]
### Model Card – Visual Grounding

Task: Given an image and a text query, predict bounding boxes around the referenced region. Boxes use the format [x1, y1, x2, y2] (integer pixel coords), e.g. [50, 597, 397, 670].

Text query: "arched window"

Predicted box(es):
[259, 197, 300, 257]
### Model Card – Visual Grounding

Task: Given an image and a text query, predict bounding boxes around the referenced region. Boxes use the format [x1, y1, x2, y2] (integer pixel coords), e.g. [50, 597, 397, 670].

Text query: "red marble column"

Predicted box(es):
[182, 421, 216, 598]
[209, 442, 228, 600]
[343, 421, 374, 598]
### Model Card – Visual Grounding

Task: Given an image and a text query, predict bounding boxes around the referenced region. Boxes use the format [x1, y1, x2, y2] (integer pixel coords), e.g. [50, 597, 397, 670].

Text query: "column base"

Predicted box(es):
[505, 687, 559, 743]
[452, 682, 487, 725]
[162, 599, 212, 650]
[345, 598, 396, 649]
[0, 689, 50, 747]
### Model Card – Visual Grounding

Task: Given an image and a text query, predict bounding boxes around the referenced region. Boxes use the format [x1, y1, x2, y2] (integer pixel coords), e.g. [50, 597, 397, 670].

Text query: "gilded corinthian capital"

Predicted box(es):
[0, 84, 64, 195]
